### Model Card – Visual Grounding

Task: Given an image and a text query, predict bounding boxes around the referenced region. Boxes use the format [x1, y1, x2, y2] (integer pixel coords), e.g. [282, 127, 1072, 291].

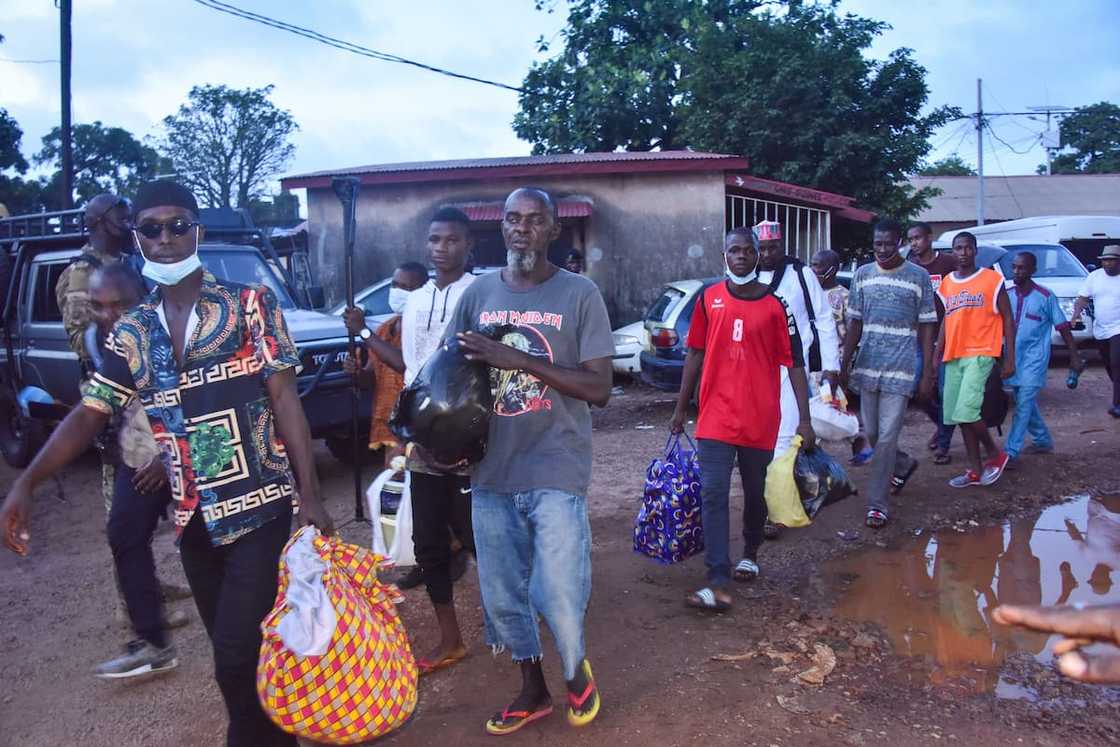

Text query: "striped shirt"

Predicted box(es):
[847, 261, 937, 395]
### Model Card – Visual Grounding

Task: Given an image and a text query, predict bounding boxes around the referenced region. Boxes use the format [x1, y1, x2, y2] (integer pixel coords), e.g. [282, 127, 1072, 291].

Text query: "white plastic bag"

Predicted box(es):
[389, 473, 415, 566]
[365, 469, 416, 566]
[366, 469, 392, 556]
[809, 396, 859, 441]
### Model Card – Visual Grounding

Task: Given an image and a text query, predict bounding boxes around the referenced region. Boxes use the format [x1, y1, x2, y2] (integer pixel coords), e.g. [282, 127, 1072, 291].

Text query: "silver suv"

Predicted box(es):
[1, 210, 366, 467]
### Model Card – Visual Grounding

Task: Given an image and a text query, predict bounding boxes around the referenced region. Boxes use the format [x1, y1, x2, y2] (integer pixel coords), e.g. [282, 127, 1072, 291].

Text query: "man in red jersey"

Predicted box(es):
[670, 227, 814, 611]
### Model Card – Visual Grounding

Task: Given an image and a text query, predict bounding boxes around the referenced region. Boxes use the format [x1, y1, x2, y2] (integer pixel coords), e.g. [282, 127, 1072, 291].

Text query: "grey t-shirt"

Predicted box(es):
[847, 260, 937, 395]
[444, 268, 615, 496]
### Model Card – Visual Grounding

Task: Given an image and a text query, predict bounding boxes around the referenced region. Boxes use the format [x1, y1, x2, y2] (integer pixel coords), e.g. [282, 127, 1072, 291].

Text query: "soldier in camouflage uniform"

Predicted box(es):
[56, 194, 133, 371]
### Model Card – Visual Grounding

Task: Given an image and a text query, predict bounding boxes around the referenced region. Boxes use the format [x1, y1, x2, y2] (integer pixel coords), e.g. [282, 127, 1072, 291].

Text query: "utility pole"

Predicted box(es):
[975, 78, 984, 226]
[59, 0, 73, 209]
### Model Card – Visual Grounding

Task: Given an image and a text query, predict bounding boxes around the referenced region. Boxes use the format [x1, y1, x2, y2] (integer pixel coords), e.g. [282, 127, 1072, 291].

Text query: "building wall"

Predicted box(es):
[305, 171, 728, 324]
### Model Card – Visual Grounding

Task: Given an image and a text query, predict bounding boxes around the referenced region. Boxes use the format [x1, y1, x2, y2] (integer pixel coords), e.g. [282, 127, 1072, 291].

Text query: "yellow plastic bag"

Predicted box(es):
[764, 435, 811, 528]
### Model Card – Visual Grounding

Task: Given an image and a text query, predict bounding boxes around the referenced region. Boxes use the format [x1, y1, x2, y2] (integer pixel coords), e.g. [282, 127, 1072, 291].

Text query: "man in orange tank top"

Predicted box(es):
[935, 232, 1016, 488]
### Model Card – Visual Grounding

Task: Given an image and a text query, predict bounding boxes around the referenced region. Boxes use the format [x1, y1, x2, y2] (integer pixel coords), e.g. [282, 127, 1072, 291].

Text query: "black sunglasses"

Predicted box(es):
[132, 217, 199, 239]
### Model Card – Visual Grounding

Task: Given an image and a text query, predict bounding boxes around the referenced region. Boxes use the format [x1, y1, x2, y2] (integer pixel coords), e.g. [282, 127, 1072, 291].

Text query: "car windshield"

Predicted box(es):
[198, 249, 297, 309]
[996, 245, 1087, 279]
[644, 287, 686, 323]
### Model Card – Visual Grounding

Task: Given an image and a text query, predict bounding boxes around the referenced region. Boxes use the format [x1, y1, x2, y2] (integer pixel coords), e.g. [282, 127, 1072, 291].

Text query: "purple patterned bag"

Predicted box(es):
[633, 433, 704, 564]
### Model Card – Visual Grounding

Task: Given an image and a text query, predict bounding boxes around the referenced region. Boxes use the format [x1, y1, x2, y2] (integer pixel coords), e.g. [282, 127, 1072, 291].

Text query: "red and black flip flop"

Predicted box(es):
[485, 704, 554, 736]
[417, 647, 467, 676]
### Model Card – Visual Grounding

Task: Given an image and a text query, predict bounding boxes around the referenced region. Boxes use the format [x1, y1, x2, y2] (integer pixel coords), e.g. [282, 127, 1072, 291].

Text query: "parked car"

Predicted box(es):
[938, 215, 1120, 270]
[931, 239, 1092, 347]
[639, 278, 716, 391]
[0, 209, 368, 467]
[331, 265, 501, 330]
[611, 321, 647, 375]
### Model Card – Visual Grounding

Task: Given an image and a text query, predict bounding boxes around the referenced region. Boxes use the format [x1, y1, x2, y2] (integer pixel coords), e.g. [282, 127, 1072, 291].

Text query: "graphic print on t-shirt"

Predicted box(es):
[490, 324, 554, 416]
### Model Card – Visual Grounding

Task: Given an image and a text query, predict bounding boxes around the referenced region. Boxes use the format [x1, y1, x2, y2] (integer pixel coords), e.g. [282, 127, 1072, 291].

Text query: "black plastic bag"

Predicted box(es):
[982, 364, 1010, 431]
[795, 448, 856, 519]
[389, 329, 503, 466]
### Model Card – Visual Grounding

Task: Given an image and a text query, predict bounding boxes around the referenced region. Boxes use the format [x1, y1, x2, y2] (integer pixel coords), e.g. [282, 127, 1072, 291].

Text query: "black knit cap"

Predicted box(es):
[132, 180, 199, 217]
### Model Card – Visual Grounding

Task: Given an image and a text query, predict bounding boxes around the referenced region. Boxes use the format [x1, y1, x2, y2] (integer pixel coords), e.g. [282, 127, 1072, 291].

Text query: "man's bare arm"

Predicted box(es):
[267, 368, 334, 534]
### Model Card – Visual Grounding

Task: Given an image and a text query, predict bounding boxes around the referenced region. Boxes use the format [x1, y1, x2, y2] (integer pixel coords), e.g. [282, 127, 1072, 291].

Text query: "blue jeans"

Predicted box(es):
[471, 488, 591, 681]
[1005, 384, 1052, 457]
[697, 439, 773, 587]
[859, 390, 914, 515]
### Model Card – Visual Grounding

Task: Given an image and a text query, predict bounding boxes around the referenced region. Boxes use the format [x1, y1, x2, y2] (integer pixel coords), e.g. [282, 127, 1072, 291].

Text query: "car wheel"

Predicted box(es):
[325, 435, 382, 466]
[0, 389, 44, 468]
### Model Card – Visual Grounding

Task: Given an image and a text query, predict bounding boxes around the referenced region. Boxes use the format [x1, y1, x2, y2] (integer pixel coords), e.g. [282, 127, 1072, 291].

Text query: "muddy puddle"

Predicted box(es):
[825, 494, 1120, 699]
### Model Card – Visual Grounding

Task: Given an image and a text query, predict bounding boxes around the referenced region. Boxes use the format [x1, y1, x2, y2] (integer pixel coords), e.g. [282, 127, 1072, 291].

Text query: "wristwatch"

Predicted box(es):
[358, 327, 373, 342]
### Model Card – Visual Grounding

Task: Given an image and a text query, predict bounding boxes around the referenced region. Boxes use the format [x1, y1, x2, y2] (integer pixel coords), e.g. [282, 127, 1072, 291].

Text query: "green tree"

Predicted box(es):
[35, 121, 168, 207]
[0, 108, 45, 214]
[918, 155, 975, 176]
[514, 1, 958, 218]
[247, 190, 300, 228]
[159, 84, 297, 209]
[1050, 102, 1120, 174]
[514, 0, 702, 152]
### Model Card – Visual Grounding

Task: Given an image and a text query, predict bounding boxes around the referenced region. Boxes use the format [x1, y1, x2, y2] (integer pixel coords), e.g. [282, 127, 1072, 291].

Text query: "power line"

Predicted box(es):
[984, 126, 1026, 217]
[931, 120, 970, 151]
[950, 124, 972, 159]
[946, 109, 1075, 122]
[986, 121, 1036, 155]
[189, 0, 526, 94]
[0, 57, 59, 63]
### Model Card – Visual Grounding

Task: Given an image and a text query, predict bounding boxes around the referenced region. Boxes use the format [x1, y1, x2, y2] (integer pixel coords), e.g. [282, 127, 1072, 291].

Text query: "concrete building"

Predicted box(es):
[908, 173, 1120, 238]
[282, 151, 872, 323]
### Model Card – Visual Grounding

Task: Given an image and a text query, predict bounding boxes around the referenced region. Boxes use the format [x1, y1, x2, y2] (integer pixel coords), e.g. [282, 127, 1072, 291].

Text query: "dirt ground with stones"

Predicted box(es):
[2, 360, 1118, 746]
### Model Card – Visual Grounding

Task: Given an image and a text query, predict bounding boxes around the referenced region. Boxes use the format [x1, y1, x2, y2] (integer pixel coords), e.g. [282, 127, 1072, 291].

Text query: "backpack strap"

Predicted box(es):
[789, 260, 823, 372]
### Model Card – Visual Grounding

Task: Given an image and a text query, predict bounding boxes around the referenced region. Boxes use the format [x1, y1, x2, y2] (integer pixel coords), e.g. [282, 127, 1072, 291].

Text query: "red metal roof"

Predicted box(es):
[452, 199, 593, 222]
[281, 151, 750, 189]
[725, 173, 871, 222]
[726, 173, 855, 207]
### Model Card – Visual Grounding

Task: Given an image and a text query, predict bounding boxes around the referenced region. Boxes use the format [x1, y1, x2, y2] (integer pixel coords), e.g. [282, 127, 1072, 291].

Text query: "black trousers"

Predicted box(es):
[1099, 333, 1120, 407]
[409, 471, 473, 606]
[180, 510, 296, 747]
[107, 465, 172, 648]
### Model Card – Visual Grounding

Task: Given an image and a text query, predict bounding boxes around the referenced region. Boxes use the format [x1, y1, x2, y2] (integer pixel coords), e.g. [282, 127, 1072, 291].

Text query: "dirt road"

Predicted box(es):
[1, 363, 1118, 746]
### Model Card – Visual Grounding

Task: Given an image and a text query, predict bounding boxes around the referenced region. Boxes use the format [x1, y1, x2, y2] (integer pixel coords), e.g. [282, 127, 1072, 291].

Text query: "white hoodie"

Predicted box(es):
[400, 273, 476, 385]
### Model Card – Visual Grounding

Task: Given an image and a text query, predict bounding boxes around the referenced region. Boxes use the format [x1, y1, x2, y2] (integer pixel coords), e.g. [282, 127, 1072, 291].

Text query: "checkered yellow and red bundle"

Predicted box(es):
[257, 530, 418, 744]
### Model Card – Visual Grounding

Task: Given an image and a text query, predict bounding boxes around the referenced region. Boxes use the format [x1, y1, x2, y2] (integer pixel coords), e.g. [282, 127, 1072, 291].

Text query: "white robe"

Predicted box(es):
[758, 263, 841, 455]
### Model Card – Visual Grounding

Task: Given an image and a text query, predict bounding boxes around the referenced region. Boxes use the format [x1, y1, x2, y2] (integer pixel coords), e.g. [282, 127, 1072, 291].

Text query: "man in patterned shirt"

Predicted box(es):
[1, 180, 332, 746]
[841, 219, 937, 529]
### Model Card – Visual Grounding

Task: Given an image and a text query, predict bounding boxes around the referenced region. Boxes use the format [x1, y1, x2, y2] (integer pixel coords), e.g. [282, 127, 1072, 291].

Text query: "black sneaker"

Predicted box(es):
[94, 640, 178, 679]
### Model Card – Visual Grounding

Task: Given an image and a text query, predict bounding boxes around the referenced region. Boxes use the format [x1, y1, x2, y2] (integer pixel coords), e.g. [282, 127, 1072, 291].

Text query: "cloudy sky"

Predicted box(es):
[2, 0, 1118, 197]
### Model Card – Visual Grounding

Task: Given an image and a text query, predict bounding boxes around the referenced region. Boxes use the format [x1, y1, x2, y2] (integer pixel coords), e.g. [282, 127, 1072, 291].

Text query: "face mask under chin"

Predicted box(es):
[725, 256, 758, 286]
[138, 226, 204, 287]
[388, 286, 412, 313]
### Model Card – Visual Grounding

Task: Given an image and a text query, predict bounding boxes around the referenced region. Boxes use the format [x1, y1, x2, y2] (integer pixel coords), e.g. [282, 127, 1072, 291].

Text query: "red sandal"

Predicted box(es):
[485, 703, 554, 736]
[566, 659, 601, 727]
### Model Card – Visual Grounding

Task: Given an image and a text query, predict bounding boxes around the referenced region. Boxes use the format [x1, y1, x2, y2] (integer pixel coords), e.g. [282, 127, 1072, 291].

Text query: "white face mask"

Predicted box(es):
[725, 254, 758, 286]
[388, 286, 412, 314]
[137, 226, 203, 287]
